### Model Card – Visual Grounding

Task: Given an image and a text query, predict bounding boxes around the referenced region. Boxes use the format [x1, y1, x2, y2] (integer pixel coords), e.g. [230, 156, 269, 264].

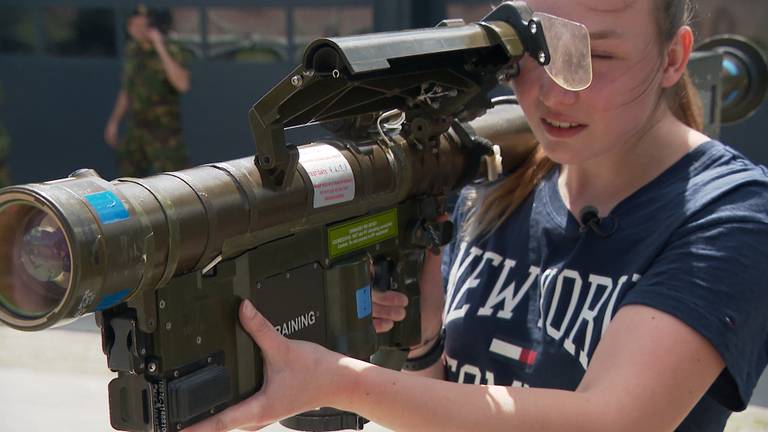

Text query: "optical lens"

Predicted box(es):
[0, 202, 71, 319]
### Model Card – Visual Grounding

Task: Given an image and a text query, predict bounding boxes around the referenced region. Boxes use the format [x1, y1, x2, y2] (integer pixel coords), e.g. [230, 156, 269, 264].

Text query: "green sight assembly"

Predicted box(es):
[0, 1, 764, 431]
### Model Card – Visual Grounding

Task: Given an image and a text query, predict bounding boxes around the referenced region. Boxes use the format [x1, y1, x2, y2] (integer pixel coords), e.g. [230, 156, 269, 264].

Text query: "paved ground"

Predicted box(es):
[2, 316, 768, 432]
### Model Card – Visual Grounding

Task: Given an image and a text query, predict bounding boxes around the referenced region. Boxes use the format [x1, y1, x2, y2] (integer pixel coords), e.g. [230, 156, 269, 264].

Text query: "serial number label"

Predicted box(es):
[328, 209, 398, 258]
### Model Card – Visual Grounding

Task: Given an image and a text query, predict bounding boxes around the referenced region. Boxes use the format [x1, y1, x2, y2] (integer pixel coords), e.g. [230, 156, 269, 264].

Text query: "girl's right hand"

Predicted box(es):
[372, 246, 445, 352]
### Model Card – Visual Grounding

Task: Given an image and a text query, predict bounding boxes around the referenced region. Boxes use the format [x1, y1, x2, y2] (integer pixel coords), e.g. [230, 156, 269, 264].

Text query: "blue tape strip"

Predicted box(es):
[356, 285, 372, 319]
[95, 289, 130, 311]
[84, 191, 130, 224]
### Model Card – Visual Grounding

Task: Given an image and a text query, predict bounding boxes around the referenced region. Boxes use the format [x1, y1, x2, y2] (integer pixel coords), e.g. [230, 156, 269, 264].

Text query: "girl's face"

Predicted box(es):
[512, 0, 669, 165]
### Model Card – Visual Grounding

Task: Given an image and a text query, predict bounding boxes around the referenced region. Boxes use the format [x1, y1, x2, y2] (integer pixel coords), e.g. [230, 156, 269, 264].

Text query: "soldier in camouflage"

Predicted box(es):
[0, 83, 11, 187]
[104, 5, 190, 177]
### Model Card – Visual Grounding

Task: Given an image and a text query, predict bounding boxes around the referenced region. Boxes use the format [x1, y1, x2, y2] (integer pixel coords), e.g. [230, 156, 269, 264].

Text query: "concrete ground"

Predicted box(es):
[2, 316, 767, 432]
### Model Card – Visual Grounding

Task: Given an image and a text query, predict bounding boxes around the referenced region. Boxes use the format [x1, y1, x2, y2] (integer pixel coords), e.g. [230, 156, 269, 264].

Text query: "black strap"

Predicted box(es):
[402, 329, 445, 371]
[451, 120, 495, 186]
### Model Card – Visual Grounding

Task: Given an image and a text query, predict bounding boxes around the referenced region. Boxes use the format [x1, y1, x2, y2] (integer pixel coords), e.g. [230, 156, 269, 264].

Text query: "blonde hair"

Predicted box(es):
[466, 0, 703, 240]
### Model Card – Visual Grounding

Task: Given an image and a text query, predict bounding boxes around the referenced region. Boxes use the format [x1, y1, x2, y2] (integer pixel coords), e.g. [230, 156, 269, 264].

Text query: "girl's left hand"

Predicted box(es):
[183, 300, 349, 431]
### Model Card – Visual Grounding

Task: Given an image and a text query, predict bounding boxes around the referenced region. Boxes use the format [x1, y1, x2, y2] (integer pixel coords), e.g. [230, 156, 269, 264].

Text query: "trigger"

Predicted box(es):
[372, 258, 395, 291]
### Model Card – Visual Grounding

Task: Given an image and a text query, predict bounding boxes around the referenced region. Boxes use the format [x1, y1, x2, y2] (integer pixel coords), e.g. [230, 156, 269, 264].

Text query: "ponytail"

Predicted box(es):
[669, 70, 704, 131]
[464, 146, 555, 240]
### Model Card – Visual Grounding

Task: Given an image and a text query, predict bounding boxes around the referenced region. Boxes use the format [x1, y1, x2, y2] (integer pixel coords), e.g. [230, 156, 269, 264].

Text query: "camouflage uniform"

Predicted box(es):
[119, 40, 189, 177]
[0, 84, 11, 187]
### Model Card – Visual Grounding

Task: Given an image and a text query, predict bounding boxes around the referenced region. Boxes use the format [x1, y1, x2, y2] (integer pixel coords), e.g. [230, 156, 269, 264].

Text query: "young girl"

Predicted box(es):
[187, 0, 768, 430]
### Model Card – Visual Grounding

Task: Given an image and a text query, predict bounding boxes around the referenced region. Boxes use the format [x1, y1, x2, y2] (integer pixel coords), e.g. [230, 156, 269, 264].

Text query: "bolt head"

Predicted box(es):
[538, 51, 547, 64]
[530, 21, 538, 34]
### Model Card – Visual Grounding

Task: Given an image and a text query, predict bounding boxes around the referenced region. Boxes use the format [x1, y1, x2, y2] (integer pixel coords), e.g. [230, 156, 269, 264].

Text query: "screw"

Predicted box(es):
[140, 348, 147, 355]
[285, 272, 291, 279]
[256, 282, 262, 289]
[159, 300, 166, 309]
[196, 336, 202, 344]
[291, 75, 303, 87]
[530, 21, 538, 34]
[177, 424, 182, 430]
[538, 51, 547, 64]
[165, 322, 172, 330]
[332, 69, 341, 78]
[313, 263, 319, 270]
[210, 408, 216, 414]
[147, 362, 158, 373]
[207, 357, 213, 363]
[174, 371, 180, 378]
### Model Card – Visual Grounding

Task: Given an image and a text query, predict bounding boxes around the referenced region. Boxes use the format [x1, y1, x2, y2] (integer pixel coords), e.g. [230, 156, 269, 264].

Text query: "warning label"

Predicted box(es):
[299, 144, 355, 208]
[328, 209, 398, 258]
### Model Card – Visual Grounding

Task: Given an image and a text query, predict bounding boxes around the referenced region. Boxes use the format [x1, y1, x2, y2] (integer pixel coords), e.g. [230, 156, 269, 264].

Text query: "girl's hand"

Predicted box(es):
[372, 224, 446, 352]
[183, 300, 348, 432]
[372, 289, 408, 333]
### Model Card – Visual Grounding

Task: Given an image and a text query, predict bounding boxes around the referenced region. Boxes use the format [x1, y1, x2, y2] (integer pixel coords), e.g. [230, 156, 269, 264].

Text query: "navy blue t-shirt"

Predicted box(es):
[441, 141, 768, 431]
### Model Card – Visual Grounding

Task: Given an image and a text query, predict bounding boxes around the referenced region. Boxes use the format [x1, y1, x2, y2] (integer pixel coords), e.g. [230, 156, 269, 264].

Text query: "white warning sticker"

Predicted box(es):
[299, 144, 355, 208]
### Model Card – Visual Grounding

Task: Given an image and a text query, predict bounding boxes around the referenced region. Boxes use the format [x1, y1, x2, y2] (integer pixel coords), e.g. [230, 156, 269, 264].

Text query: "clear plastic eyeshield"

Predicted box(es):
[535, 12, 592, 92]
